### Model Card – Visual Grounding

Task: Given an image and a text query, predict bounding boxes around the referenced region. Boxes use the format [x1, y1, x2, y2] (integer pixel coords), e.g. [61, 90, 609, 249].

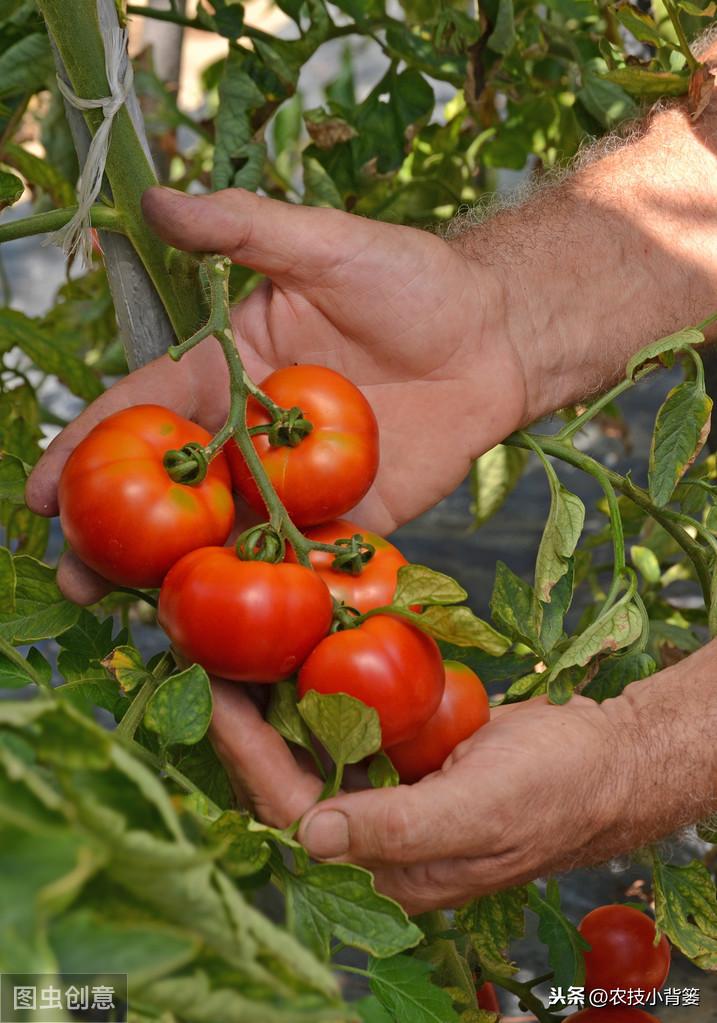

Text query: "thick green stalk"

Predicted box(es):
[0, 204, 123, 244]
[36, 0, 204, 342]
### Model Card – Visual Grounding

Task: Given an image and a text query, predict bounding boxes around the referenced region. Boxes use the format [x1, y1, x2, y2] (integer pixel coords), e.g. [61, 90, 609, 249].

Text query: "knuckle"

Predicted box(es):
[362, 793, 417, 864]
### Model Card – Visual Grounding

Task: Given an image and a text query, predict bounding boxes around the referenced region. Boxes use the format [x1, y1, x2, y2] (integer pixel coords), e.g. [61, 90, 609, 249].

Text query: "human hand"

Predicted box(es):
[26, 186, 529, 601]
[210, 686, 647, 913]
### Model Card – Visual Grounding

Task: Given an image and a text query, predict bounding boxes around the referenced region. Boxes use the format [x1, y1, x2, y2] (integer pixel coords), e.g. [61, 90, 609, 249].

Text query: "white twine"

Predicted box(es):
[47, 19, 133, 267]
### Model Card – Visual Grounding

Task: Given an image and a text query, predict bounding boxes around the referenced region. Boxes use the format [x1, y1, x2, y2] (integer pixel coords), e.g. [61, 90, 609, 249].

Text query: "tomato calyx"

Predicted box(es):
[327, 533, 376, 575]
[163, 441, 210, 485]
[248, 404, 314, 448]
[236, 523, 286, 563]
[331, 601, 363, 631]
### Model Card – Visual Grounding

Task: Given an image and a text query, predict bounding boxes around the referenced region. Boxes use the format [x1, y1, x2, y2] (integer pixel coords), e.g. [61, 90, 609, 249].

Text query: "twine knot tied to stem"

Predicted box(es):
[47, 23, 132, 267]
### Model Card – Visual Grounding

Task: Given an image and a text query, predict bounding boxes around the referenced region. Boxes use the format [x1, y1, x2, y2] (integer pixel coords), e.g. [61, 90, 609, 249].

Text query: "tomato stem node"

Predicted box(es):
[163, 442, 210, 485]
[236, 524, 286, 563]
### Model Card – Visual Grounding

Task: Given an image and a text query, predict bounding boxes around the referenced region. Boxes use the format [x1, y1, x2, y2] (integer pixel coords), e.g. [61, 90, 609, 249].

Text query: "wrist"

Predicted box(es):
[604, 642, 717, 840]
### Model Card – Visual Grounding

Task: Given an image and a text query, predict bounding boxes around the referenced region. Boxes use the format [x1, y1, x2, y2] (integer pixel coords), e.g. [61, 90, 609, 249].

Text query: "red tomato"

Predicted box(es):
[158, 547, 333, 682]
[288, 518, 406, 612]
[579, 905, 670, 993]
[476, 982, 500, 1012]
[228, 365, 379, 527]
[298, 615, 444, 747]
[59, 405, 234, 588]
[570, 1010, 660, 1022]
[386, 661, 490, 782]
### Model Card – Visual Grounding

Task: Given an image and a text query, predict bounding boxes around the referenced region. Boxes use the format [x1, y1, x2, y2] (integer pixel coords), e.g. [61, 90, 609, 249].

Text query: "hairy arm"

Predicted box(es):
[453, 37, 717, 424]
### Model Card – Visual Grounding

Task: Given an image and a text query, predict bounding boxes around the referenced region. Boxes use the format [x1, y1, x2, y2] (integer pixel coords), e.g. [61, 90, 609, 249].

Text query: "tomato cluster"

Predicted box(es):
[59, 366, 491, 773]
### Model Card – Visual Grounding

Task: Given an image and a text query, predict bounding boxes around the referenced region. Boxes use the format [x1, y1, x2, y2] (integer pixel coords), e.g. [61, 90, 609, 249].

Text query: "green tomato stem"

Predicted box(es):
[37, 0, 204, 342]
[663, 0, 700, 71]
[0, 636, 52, 694]
[167, 255, 373, 572]
[505, 433, 714, 607]
[0, 204, 124, 244]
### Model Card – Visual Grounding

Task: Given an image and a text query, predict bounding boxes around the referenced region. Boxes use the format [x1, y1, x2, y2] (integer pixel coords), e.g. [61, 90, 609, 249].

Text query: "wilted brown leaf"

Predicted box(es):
[689, 64, 717, 121]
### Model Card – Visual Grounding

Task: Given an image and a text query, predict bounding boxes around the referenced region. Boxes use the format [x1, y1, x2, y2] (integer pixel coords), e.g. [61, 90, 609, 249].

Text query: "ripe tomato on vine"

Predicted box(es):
[228, 365, 379, 527]
[58, 405, 234, 587]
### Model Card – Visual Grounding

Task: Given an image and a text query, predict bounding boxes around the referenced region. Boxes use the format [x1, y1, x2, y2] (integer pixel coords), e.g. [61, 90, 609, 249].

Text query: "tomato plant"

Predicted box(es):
[158, 546, 333, 682]
[298, 616, 445, 747]
[228, 366, 379, 527]
[387, 661, 490, 783]
[288, 518, 407, 612]
[1, 0, 716, 1020]
[579, 905, 671, 992]
[59, 404, 234, 587]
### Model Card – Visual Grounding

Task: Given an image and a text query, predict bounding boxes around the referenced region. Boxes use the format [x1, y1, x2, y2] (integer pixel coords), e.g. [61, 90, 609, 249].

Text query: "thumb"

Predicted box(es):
[141, 186, 357, 283]
[298, 769, 479, 867]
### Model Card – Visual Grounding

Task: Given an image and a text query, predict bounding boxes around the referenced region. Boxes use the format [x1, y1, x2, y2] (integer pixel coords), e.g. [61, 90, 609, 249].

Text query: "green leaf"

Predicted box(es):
[546, 596, 644, 696]
[368, 751, 399, 788]
[614, 3, 667, 45]
[0, 548, 15, 614]
[172, 737, 234, 811]
[678, 0, 716, 13]
[578, 74, 637, 128]
[298, 690, 381, 770]
[51, 908, 199, 986]
[267, 680, 317, 756]
[102, 644, 150, 694]
[286, 863, 422, 960]
[393, 564, 467, 607]
[0, 310, 103, 402]
[538, 558, 574, 655]
[626, 327, 705, 379]
[209, 811, 271, 877]
[57, 610, 118, 661]
[0, 645, 51, 691]
[653, 857, 717, 969]
[368, 954, 461, 1023]
[489, 561, 539, 651]
[582, 652, 656, 702]
[212, 50, 267, 191]
[487, 0, 516, 54]
[406, 606, 511, 654]
[649, 381, 712, 506]
[631, 544, 661, 585]
[2, 141, 75, 207]
[303, 154, 345, 209]
[601, 67, 690, 100]
[503, 671, 546, 703]
[144, 665, 213, 749]
[0, 454, 28, 504]
[0, 555, 80, 643]
[455, 886, 529, 977]
[0, 169, 22, 210]
[207, 0, 244, 37]
[534, 481, 585, 604]
[528, 881, 588, 988]
[470, 445, 528, 527]
[0, 33, 54, 99]
[357, 997, 395, 1023]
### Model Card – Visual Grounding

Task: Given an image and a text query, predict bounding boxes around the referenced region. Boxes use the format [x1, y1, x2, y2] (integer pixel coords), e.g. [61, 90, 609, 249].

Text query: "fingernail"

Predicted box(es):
[302, 810, 350, 859]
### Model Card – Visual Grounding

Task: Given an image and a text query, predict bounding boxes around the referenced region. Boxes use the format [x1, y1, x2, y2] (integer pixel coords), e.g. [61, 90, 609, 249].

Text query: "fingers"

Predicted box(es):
[142, 186, 362, 283]
[26, 352, 196, 517]
[210, 680, 324, 828]
[297, 761, 493, 868]
[56, 551, 111, 605]
[370, 853, 530, 915]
